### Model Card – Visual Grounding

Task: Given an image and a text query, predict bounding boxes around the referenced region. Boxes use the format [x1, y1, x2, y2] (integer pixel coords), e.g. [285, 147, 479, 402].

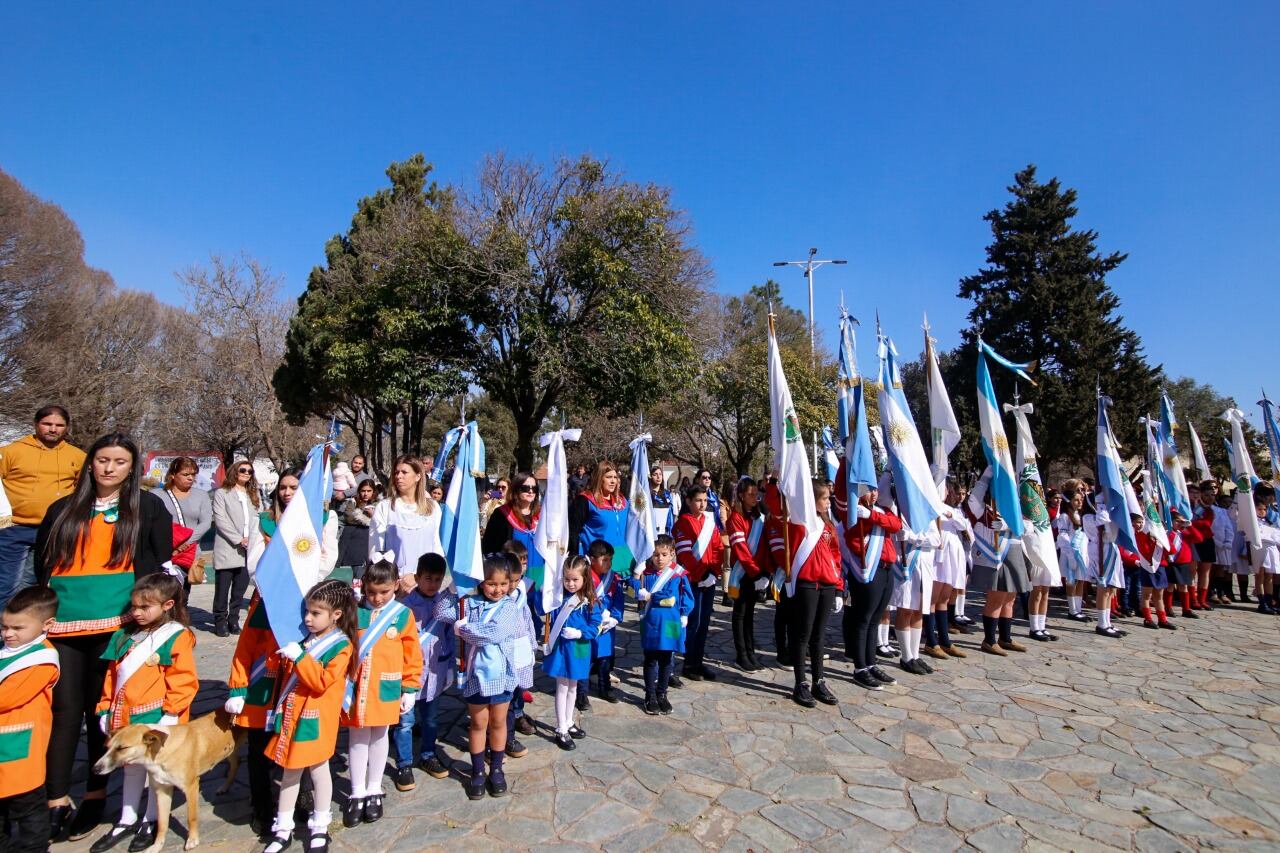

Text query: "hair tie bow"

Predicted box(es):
[372, 549, 397, 565]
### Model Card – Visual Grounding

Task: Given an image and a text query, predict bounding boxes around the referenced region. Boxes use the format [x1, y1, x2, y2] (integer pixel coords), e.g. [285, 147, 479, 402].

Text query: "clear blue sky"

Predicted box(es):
[4, 2, 1278, 425]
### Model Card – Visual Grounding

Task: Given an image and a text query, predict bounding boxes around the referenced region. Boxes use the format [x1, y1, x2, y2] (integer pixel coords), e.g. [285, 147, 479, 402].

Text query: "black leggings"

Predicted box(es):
[0, 784, 48, 851]
[245, 728, 274, 820]
[47, 633, 112, 800]
[774, 591, 792, 658]
[732, 591, 757, 658]
[643, 650, 674, 696]
[845, 566, 893, 670]
[789, 584, 835, 685]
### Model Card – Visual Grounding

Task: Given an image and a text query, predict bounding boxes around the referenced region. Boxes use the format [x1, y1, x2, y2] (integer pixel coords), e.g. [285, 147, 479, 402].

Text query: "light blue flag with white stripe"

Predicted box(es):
[256, 442, 331, 647]
[821, 426, 840, 484]
[876, 328, 948, 533]
[434, 426, 465, 477]
[439, 421, 485, 593]
[1258, 394, 1280, 484]
[1156, 394, 1192, 518]
[838, 309, 877, 496]
[1096, 394, 1141, 554]
[624, 433, 657, 574]
[975, 339, 1030, 537]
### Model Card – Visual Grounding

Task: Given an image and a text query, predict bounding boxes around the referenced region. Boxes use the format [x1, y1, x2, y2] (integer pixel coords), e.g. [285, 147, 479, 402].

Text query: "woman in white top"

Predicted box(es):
[210, 460, 261, 636]
[369, 455, 442, 593]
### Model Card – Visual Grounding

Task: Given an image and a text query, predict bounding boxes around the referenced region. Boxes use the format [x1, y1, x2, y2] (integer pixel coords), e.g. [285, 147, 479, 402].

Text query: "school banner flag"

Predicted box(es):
[837, 308, 877, 496]
[821, 426, 840, 484]
[768, 313, 822, 592]
[1156, 394, 1193, 519]
[1259, 394, 1280, 484]
[877, 328, 948, 533]
[1141, 420, 1172, 551]
[1186, 419, 1211, 483]
[925, 317, 960, 495]
[256, 442, 331, 647]
[1224, 408, 1261, 549]
[976, 339, 1033, 538]
[433, 425, 465, 476]
[1003, 399, 1059, 582]
[439, 422, 485, 593]
[1096, 393, 1142, 554]
[624, 433, 657, 574]
[537, 427, 581, 615]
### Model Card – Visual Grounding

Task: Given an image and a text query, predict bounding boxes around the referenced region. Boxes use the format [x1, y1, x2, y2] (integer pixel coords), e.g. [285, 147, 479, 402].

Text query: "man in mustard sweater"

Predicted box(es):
[0, 406, 85, 610]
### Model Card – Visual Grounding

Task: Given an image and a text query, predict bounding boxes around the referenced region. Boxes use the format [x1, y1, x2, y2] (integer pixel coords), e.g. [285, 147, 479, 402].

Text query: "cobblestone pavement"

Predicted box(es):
[61, 582, 1280, 852]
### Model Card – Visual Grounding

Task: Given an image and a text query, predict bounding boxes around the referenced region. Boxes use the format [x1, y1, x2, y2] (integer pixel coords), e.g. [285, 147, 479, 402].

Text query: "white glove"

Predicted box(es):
[637, 587, 651, 601]
[99, 715, 109, 734]
[698, 574, 717, 588]
[453, 617, 468, 635]
[832, 596, 845, 614]
[680, 616, 688, 628]
[159, 714, 179, 726]
[400, 694, 416, 714]
[278, 642, 304, 661]
[562, 627, 582, 640]
[754, 577, 770, 591]
[856, 504, 872, 520]
[224, 696, 246, 715]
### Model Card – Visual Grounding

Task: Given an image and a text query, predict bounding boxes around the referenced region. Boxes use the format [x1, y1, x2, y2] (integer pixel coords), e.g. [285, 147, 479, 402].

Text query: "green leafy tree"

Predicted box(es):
[1163, 376, 1267, 480]
[946, 165, 1162, 480]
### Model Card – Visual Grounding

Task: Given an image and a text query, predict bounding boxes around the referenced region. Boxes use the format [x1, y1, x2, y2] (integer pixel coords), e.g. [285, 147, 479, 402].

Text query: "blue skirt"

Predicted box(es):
[1139, 566, 1169, 589]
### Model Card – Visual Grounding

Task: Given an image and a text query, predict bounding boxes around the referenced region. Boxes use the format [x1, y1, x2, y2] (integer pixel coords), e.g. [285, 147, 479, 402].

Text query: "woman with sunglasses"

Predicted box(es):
[482, 473, 545, 588]
[210, 460, 261, 637]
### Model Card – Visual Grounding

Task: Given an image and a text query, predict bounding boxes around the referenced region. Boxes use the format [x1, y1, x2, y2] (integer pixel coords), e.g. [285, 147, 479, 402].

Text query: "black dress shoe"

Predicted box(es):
[487, 774, 508, 797]
[854, 670, 883, 690]
[1095, 626, 1123, 638]
[792, 682, 816, 708]
[1068, 612, 1091, 622]
[568, 724, 586, 740]
[68, 797, 105, 841]
[667, 675, 684, 689]
[342, 797, 364, 828]
[49, 804, 74, 841]
[262, 831, 293, 853]
[1029, 630, 1051, 642]
[214, 624, 229, 638]
[362, 794, 383, 823]
[127, 821, 157, 853]
[88, 822, 136, 853]
[875, 644, 897, 659]
[869, 666, 898, 685]
[812, 680, 839, 705]
[554, 732, 576, 750]
[466, 776, 487, 800]
[308, 833, 330, 853]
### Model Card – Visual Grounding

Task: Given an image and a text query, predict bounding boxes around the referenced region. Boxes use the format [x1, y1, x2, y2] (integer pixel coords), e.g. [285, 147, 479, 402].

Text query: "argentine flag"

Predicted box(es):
[976, 339, 1031, 538]
[537, 427, 581, 615]
[925, 318, 960, 495]
[876, 329, 948, 533]
[624, 432, 657, 575]
[256, 443, 331, 647]
[439, 422, 485, 593]
[1156, 394, 1193, 519]
[837, 309, 877, 497]
[1259, 394, 1280, 484]
[1096, 394, 1141, 554]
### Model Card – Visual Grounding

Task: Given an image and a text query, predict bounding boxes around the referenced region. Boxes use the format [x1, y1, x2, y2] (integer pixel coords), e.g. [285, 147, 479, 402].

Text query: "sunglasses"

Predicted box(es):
[518, 485, 537, 493]
[237, 468, 251, 474]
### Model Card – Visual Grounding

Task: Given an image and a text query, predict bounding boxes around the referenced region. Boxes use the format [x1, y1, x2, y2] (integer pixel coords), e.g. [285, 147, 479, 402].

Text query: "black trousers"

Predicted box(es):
[789, 583, 835, 685]
[643, 650, 673, 696]
[213, 567, 251, 629]
[732, 591, 757, 658]
[47, 633, 111, 800]
[0, 785, 48, 852]
[245, 728, 274, 820]
[774, 590, 792, 658]
[845, 566, 894, 670]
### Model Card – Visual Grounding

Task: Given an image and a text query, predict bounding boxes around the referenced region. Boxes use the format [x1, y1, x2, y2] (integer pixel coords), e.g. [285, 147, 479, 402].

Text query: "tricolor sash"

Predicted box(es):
[343, 600, 408, 712]
[266, 629, 347, 731]
[113, 622, 185, 703]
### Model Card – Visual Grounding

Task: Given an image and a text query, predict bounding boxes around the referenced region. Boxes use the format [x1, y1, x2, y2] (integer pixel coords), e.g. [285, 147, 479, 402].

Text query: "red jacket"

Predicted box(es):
[727, 511, 770, 579]
[843, 505, 903, 567]
[1121, 530, 1166, 567]
[1166, 524, 1204, 565]
[1190, 504, 1215, 543]
[673, 511, 725, 584]
[769, 518, 843, 589]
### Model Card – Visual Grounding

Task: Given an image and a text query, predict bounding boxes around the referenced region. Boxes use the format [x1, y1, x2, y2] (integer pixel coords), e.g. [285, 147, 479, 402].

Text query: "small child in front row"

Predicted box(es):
[583, 540, 624, 704]
[636, 534, 694, 715]
[393, 553, 455, 783]
[262, 580, 358, 853]
[543, 556, 602, 751]
[92, 574, 198, 853]
[437, 555, 524, 800]
[341, 557, 423, 828]
[501, 547, 536, 759]
[0, 587, 61, 853]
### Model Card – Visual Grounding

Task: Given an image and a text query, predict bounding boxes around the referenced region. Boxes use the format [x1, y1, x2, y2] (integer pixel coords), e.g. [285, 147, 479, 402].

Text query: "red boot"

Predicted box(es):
[1182, 590, 1198, 618]
[1163, 590, 1174, 613]
[1199, 587, 1214, 610]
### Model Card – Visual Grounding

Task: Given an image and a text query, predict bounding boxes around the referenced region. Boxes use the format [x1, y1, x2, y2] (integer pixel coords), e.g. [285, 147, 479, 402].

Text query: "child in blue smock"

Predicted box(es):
[578, 540, 625, 706]
[393, 553, 454, 785]
[542, 556, 602, 751]
[636, 534, 695, 715]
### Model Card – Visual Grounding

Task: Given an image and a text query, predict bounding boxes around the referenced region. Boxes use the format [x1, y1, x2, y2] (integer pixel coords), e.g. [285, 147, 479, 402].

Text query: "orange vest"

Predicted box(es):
[265, 635, 351, 770]
[48, 514, 135, 638]
[0, 639, 60, 798]
[97, 625, 198, 730]
[341, 603, 423, 729]
[226, 595, 280, 729]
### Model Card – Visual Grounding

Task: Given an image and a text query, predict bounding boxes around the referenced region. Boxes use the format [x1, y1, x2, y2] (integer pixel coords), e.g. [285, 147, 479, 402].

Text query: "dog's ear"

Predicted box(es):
[142, 728, 170, 756]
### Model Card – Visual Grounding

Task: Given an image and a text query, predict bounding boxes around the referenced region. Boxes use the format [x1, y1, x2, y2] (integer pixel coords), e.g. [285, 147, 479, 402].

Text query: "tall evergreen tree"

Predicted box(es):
[948, 165, 1162, 479]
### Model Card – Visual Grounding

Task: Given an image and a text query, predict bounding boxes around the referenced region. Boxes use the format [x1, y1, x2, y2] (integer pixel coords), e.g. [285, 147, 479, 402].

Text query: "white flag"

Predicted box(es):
[536, 427, 581, 615]
[1224, 408, 1260, 550]
[1186, 420, 1211, 483]
[924, 318, 960, 496]
[768, 317, 822, 593]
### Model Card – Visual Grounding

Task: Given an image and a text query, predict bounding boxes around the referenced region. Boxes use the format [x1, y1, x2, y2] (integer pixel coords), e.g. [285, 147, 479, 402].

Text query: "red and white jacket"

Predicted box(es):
[843, 505, 903, 568]
[727, 510, 770, 579]
[769, 518, 843, 589]
[674, 510, 725, 584]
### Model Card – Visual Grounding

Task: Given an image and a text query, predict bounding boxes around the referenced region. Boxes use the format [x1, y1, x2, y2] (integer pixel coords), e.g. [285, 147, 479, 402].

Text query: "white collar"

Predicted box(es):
[0, 633, 47, 659]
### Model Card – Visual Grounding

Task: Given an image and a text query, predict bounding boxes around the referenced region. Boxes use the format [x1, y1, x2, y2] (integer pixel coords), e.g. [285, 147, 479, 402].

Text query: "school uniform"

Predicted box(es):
[342, 601, 423, 729]
[570, 492, 633, 572]
[1084, 512, 1126, 590]
[224, 594, 281, 824]
[265, 631, 351, 769]
[776, 518, 843, 685]
[1212, 506, 1240, 569]
[935, 514, 971, 589]
[842, 504, 903, 672]
[542, 597, 602, 682]
[1251, 513, 1280, 574]
[1054, 514, 1091, 585]
[968, 519, 1031, 594]
[673, 510, 725, 674]
[393, 588, 454, 767]
[97, 624, 198, 729]
[1123, 532, 1168, 590]
[581, 570, 624, 696]
[650, 487, 677, 538]
[1191, 503, 1217, 564]
[1164, 525, 1204, 587]
[0, 634, 59, 849]
[444, 594, 523, 702]
[637, 566, 695, 697]
[727, 509, 769, 665]
[892, 526, 939, 612]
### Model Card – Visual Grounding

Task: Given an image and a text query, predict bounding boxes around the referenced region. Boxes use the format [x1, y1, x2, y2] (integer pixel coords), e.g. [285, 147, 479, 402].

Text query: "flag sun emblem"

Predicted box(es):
[994, 435, 1010, 453]
[889, 420, 912, 447]
[292, 535, 317, 556]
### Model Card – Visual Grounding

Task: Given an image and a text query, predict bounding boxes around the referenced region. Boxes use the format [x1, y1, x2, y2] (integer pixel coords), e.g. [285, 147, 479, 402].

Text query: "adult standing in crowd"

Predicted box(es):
[693, 469, 725, 531]
[34, 433, 171, 841]
[369, 455, 442, 593]
[567, 465, 589, 499]
[336, 480, 377, 580]
[569, 461, 632, 574]
[482, 471, 544, 586]
[479, 477, 510, 533]
[648, 465, 678, 537]
[155, 456, 212, 603]
[210, 460, 260, 637]
[350, 455, 375, 490]
[0, 405, 85, 610]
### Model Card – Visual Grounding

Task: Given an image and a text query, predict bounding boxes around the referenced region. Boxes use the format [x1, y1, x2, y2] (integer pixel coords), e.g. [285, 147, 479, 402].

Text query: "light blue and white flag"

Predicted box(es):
[821, 426, 840, 484]
[1096, 393, 1141, 554]
[625, 433, 657, 574]
[433, 425, 465, 476]
[257, 442, 331, 647]
[1224, 408, 1261, 549]
[1258, 393, 1280, 485]
[976, 339, 1031, 537]
[439, 421, 485, 593]
[924, 316, 960, 495]
[537, 427, 581, 615]
[877, 326, 948, 533]
[1156, 393, 1193, 519]
[837, 309, 877, 497]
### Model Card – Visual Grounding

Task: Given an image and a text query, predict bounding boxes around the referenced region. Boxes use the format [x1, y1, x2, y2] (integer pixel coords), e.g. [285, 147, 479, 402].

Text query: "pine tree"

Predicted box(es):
[947, 165, 1162, 480]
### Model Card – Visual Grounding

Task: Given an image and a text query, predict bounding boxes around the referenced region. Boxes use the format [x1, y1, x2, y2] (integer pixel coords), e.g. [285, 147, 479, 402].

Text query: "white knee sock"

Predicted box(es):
[956, 592, 967, 614]
[120, 764, 147, 825]
[364, 728, 389, 796]
[1096, 608, 1109, 629]
[899, 627, 912, 663]
[348, 727, 371, 799]
[909, 627, 921, 659]
[1068, 595, 1080, 615]
[309, 761, 333, 816]
[877, 623, 890, 646]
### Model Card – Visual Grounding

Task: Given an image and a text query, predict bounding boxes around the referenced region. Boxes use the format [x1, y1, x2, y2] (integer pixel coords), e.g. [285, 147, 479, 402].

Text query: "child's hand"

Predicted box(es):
[453, 617, 469, 635]
[832, 596, 845, 614]
[680, 616, 688, 628]
[277, 642, 304, 661]
[399, 694, 416, 714]
[159, 714, 179, 726]
[562, 627, 582, 640]
[698, 575, 717, 588]
[637, 587, 651, 602]
[224, 696, 246, 715]
[856, 504, 872, 520]
[754, 577, 770, 591]
[99, 715, 109, 734]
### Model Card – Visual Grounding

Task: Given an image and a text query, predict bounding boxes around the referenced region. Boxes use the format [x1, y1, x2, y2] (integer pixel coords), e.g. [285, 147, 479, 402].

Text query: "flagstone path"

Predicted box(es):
[63, 583, 1280, 852]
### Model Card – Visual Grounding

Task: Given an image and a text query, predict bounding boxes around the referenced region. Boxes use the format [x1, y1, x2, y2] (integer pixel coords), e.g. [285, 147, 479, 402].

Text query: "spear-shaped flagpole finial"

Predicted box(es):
[1012, 382, 1021, 407]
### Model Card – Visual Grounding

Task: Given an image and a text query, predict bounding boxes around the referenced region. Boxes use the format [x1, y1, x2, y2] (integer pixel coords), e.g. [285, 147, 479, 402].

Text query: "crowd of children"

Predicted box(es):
[3, 456, 1280, 853]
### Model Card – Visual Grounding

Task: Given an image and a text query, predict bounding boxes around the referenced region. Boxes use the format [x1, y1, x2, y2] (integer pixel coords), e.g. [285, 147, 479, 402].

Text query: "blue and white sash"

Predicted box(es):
[343, 600, 408, 712]
[544, 594, 583, 653]
[266, 629, 347, 730]
[1100, 542, 1124, 588]
[848, 528, 885, 585]
[691, 513, 716, 560]
[642, 568, 677, 616]
[729, 517, 764, 595]
[973, 531, 1011, 566]
[894, 546, 922, 584]
[1061, 529, 1089, 582]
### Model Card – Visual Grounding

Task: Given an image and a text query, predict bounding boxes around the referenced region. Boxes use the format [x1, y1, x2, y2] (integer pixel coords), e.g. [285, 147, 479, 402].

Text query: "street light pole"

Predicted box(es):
[773, 248, 847, 472]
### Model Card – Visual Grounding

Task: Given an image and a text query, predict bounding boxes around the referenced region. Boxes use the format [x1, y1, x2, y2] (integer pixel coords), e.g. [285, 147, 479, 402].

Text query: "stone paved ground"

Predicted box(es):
[61, 581, 1280, 852]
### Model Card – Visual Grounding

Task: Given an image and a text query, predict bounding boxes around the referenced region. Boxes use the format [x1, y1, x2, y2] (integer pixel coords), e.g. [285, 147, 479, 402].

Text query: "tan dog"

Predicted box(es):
[93, 709, 245, 851]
